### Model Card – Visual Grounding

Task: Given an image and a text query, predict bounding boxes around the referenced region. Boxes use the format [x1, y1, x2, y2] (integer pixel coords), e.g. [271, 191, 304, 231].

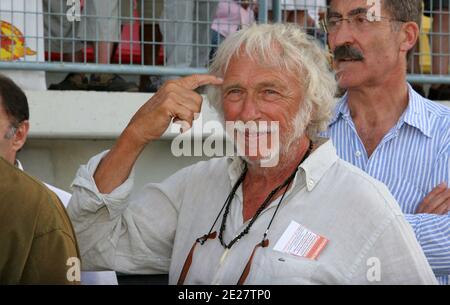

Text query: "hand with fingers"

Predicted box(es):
[416, 183, 450, 215]
[125, 74, 224, 147]
[93, 74, 223, 194]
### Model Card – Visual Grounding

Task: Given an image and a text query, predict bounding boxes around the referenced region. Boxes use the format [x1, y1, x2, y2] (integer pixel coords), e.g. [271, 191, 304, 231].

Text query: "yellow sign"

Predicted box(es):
[0, 20, 36, 61]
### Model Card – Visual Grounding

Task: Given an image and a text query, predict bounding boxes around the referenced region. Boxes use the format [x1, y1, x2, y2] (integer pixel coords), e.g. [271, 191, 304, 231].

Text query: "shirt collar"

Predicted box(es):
[15, 159, 24, 171]
[328, 85, 432, 138]
[403, 83, 432, 138]
[300, 138, 339, 192]
[329, 92, 350, 126]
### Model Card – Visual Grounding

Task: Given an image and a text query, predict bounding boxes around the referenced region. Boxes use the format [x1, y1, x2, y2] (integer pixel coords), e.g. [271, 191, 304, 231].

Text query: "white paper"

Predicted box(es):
[274, 220, 328, 260]
[81, 271, 118, 285]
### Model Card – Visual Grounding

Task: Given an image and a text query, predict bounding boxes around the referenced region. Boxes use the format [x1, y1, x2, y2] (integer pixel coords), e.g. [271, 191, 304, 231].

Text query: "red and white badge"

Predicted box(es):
[273, 220, 329, 260]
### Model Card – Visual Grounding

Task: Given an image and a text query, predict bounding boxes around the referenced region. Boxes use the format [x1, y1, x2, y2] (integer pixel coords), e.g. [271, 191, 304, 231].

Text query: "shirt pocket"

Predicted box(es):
[248, 249, 320, 285]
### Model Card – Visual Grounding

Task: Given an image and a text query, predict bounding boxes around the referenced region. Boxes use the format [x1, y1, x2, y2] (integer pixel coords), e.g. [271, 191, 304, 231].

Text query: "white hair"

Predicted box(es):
[207, 23, 337, 140]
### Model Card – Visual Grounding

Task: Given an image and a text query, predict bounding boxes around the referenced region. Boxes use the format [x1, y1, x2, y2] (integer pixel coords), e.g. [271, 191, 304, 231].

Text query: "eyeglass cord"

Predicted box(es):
[201, 140, 313, 250]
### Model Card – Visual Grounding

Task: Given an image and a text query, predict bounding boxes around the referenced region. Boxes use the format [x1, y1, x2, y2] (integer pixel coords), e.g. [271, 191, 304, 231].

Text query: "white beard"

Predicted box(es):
[227, 102, 312, 168]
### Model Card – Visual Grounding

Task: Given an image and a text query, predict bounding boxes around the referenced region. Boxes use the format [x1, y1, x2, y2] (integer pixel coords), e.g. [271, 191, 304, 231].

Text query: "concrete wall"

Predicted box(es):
[18, 90, 450, 193]
[19, 90, 221, 192]
[18, 138, 209, 192]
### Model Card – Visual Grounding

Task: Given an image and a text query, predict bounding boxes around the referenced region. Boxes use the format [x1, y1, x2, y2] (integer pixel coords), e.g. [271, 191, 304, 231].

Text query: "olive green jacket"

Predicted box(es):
[0, 157, 80, 284]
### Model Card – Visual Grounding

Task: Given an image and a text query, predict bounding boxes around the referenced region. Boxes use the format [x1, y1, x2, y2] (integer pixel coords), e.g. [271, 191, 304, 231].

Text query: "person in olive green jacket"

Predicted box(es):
[0, 157, 80, 284]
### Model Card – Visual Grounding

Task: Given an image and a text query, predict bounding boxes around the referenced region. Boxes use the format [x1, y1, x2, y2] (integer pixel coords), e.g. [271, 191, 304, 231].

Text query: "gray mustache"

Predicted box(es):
[333, 45, 364, 61]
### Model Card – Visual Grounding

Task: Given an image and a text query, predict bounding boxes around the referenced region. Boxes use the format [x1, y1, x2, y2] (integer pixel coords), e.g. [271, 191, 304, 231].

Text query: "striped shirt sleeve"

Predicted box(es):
[405, 147, 450, 276]
[404, 213, 450, 276]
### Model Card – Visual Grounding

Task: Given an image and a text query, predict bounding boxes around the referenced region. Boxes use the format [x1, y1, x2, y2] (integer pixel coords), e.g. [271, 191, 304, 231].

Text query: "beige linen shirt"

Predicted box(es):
[67, 140, 437, 285]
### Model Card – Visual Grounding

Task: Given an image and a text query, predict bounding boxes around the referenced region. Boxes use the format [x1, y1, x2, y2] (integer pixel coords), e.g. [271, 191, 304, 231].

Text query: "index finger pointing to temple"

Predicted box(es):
[179, 74, 224, 90]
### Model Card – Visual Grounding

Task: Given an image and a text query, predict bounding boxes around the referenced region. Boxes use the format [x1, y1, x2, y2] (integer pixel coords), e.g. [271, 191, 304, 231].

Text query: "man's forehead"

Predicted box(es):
[329, 0, 385, 15]
[223, 71, 298, 92]
[222, 50, 302, 87]
[224, 54, 276, 75]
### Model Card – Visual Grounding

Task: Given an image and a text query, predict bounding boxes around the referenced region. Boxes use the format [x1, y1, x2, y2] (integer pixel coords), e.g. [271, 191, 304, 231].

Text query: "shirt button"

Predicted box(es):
[355, 151, 362, 157]
[307, 179, 315, 187]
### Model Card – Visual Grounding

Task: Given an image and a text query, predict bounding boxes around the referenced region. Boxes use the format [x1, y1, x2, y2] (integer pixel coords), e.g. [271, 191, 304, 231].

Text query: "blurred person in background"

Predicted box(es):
[122, 0, 164, 92]
[44, 0, 138, 92]
[268, 0, 326, 28]
[159, 0, 218, 81]
[268, 0, 327, 44]
[210, 0, 257, 60]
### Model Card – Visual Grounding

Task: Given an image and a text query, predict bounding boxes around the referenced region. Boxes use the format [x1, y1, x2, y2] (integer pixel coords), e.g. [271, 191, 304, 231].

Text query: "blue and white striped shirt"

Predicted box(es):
[324, 84, 450, 285]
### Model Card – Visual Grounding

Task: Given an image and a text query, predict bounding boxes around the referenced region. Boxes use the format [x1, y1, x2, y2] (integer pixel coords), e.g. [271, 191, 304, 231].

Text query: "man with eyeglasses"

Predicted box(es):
[323, 0, 450, 284]
[68, 23, 436, 284]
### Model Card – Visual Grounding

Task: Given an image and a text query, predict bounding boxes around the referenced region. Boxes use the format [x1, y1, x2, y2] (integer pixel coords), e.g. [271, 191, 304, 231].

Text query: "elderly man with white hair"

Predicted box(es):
[67, 23, 436, 285]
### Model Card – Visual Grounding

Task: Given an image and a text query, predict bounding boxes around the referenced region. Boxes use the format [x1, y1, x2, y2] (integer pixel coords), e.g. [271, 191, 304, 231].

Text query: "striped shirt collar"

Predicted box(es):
[329, 83, 432, 138]
[403, 84, 432, 138]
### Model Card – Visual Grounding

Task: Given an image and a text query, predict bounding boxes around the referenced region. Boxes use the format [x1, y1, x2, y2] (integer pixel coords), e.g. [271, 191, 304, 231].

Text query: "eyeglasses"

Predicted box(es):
[322, 13, 406, 34]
